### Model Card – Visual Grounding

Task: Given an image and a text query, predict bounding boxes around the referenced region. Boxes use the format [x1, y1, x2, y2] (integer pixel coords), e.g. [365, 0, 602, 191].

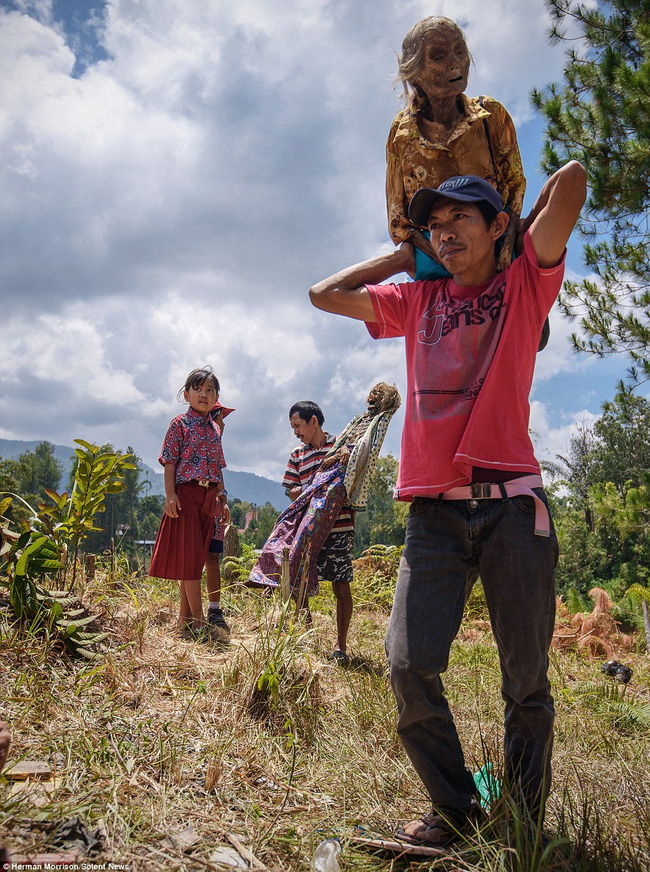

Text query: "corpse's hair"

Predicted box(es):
[289, 400, 324, 426]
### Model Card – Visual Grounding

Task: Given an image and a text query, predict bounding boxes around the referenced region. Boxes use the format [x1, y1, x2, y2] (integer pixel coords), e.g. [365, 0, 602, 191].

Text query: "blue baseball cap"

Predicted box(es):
[408, 175, 504, 227]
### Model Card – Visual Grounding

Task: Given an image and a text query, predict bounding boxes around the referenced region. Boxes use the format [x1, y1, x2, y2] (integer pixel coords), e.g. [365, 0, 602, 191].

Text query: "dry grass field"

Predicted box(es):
[1, 559, 649, 871]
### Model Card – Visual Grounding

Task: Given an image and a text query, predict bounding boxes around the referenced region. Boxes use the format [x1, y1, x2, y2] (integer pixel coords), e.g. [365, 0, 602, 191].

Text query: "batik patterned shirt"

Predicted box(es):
[159, 407, 226, 485]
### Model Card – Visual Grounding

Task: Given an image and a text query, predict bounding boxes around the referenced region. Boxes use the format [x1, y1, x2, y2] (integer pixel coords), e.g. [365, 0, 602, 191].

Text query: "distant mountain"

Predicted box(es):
[0, 438, 289, 511]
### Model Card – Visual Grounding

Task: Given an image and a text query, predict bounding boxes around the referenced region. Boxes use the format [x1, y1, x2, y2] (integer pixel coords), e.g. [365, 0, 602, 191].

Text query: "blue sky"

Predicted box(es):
[0, 0, 640, 480]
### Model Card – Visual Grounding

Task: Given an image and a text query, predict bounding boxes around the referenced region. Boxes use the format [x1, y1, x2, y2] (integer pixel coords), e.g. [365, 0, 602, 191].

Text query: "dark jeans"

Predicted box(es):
[385, 490, 558, 819]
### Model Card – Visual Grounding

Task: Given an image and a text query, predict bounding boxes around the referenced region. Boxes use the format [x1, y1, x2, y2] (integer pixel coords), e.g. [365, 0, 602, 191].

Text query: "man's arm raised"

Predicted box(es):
[309, 243, 416, 321]
[520, 160, 587, 269]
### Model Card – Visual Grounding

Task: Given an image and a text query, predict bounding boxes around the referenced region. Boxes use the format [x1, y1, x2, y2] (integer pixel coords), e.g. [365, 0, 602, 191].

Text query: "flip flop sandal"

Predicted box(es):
[394, 814, 462, 848]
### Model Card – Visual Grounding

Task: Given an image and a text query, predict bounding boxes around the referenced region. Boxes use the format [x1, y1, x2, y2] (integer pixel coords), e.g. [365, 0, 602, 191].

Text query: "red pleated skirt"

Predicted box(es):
[149, 481, 217, 580]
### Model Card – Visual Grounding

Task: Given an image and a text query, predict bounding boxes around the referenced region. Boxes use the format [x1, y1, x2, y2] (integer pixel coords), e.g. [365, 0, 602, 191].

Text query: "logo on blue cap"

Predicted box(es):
[408, 176, 504, 227]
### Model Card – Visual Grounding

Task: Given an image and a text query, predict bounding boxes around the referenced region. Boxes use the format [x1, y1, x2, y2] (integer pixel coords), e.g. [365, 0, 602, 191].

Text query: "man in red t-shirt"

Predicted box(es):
[309, 163, 586, 846]
[283, 400, 355, 663]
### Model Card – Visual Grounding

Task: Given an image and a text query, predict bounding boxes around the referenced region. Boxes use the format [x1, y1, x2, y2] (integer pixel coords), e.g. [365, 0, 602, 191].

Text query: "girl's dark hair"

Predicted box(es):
[289, 400, 324, 426]
[177, 366, 220, 401]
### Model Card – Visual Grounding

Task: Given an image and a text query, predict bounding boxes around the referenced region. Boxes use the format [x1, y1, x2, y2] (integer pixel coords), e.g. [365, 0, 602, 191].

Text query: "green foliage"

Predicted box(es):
[0, 498, 108, 659]
[134, 493, 165, 542]
[554, 505, 612, 595]
[354, 455, 407, 554]
[69, 443, 143, 554]
[0, 460, 31, 526]
[575, 679, 650, 733]
[221, 543, 259, 584]
[0, 440, 134, 659]
[628, 582, 650, 605]
[240, 502, 280, 549]
[532, 0, 650, 383]
[591, 390, 650, 490]
[548, 390, 650, 616]
[18, 441, 64, 498]
[0, 443, 64, 526]
[564, 587, 590, 614]
[352, 543, 402, 610]
[39, 440, 135, 585]
[245, 596, 317, 734]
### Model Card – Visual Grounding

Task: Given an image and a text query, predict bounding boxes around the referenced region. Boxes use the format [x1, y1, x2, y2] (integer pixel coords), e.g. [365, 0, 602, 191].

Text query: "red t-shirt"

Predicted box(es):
[366, 233, 565, 497]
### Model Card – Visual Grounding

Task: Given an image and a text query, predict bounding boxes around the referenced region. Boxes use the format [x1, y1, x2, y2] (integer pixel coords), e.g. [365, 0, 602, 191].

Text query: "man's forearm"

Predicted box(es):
[309, 244, 414, 320]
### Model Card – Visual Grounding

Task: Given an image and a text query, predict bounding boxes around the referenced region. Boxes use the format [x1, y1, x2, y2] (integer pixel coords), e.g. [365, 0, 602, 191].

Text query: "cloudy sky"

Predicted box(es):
[0, 0, 638, 483]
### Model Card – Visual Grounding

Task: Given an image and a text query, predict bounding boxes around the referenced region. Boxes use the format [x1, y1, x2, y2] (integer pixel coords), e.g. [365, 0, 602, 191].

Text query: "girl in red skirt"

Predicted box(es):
[149, 367, 230, 639]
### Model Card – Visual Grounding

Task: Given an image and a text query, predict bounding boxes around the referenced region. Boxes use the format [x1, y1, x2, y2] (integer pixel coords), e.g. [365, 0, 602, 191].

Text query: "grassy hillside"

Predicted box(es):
[0, 558, 648, 871]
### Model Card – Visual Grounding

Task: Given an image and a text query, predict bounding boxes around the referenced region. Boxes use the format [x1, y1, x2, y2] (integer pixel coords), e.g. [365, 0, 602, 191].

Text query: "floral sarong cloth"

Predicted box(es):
[248, 461, 347, 597]
[249, 382, 401, 598]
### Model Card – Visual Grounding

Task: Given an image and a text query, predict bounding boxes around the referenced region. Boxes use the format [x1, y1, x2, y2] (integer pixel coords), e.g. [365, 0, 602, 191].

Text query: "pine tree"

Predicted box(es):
[532, 0, 650, 383]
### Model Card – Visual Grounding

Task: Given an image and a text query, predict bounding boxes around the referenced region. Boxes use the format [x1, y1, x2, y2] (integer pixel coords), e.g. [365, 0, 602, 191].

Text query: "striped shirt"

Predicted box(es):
[282, 433, 354, 532]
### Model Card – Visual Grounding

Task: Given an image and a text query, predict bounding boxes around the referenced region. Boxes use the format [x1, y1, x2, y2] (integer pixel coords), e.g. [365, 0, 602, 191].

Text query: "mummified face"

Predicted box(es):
[411, 21, 470, 101]
[367, 387, 382, 415]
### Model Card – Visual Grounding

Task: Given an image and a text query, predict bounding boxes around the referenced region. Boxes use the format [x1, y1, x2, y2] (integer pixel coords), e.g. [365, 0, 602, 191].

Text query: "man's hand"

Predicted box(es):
[288, 486, 302, 502]
[399, 240, 417, 277]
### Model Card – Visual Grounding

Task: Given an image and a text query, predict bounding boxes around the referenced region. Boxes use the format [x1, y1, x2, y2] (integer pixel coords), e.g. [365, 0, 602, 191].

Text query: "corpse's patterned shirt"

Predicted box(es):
[159, 407, 226, 485]
[386, 94, 525, 245]
[283, 434, 354, 532]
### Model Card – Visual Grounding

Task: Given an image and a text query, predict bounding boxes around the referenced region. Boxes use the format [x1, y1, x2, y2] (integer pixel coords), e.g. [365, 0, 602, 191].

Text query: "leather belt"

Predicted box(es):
[436, 474, 550, 537]
[192, 479, 220, 488]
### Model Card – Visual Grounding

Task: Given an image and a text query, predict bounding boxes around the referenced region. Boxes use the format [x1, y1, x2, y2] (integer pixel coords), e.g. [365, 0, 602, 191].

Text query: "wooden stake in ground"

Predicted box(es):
[294, 546, 311, 620]
[280, 547, 290, 603]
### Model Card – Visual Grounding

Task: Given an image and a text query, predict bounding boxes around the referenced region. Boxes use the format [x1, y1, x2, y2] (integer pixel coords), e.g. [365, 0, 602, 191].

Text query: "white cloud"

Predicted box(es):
[530, 400, 600, 470]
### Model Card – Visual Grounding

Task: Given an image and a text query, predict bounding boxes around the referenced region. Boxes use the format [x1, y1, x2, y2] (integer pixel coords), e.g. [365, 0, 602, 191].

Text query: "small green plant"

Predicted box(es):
[0, 440, 134, 659]
[221, 543, 259, 584]
[244, 594, 317, 729]
[0, 501, 108, 659]
[40, 439, 136, 589]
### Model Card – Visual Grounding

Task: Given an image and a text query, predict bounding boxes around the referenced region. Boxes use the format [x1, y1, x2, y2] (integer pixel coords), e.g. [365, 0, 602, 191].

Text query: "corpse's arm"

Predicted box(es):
[386, 119, 439, 260]
[485, 99, 527, 269]
[309, 243, 415, 321]
[387, 154, 437, 258]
